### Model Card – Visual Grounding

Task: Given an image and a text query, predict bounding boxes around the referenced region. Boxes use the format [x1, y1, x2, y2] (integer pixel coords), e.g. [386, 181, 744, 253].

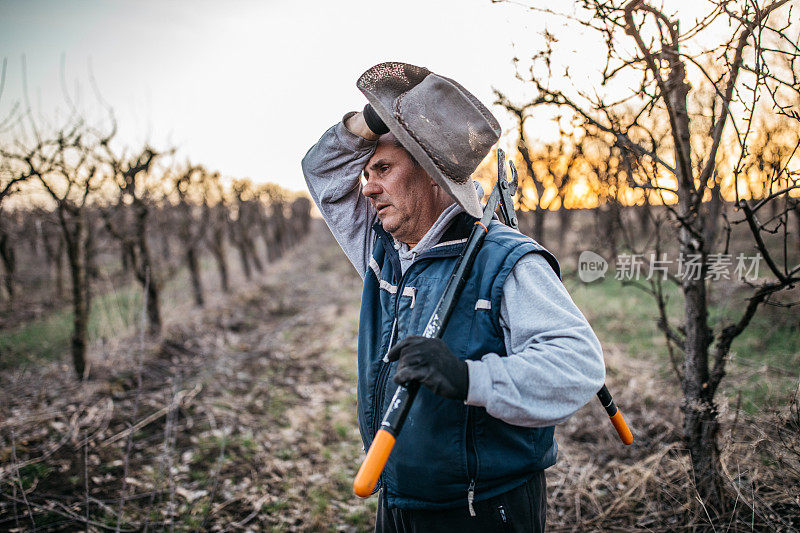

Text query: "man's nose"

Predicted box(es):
[362, 177, 381, 198]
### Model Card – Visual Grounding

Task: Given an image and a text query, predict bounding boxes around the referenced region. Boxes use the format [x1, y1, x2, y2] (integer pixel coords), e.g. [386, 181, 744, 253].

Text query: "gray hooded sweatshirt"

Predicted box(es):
[301, 117, 605, 427]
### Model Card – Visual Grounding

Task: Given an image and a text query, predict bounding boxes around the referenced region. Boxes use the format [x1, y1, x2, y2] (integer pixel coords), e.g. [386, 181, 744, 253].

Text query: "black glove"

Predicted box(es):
[362, 103, 389, 135]
[387, 336, 469, 401]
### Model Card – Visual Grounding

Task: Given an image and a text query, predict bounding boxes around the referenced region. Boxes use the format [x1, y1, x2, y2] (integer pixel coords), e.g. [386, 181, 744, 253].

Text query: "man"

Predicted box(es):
[302, 62, 605, 532]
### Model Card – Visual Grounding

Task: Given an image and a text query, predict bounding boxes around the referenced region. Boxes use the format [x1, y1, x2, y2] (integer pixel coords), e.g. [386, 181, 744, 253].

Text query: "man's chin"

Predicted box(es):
[381, 221, 399, 234]
[379, 215, 400, 235]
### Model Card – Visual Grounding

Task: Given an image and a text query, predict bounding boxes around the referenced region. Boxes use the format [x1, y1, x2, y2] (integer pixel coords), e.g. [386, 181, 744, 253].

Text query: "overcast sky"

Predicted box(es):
[1, 0, 720, 192]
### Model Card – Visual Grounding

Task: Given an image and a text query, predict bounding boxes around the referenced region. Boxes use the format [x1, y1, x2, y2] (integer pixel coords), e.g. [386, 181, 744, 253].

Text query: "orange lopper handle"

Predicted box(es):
[353, 429, 396, 497]
[609, 408, 633, 445]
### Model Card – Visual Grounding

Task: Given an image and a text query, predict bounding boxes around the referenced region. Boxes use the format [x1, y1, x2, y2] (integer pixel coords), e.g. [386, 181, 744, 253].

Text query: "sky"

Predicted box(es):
[0, 0, 730, 193]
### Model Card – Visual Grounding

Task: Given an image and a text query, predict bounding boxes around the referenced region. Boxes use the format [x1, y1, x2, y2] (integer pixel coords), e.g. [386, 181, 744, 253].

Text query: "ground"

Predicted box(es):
[1, 220, 798, 531]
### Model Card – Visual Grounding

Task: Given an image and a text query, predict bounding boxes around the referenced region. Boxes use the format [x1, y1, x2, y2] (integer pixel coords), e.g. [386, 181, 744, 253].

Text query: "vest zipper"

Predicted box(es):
[466, 406, 479, 516]
[467, 478, 476, 517]
[498, 504, 507, 523]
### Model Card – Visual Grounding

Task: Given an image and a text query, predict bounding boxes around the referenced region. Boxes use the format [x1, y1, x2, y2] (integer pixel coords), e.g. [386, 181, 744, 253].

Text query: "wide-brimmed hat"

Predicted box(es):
[356, 62, 501, 218]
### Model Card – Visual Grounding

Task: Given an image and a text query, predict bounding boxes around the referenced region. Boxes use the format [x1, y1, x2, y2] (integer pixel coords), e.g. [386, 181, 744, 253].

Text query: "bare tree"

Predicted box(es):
[173, 163, 207, 307]
[744, 116, 800, 240]
[494, 94, 585, 248]
[9, 122, 107, 378]
[151, 200, 177, 265]
[202, 171, 231, 292]
[498, 0, 800, 513]
[289, 196, 312, 243]
[494, 92, 550, 242]
[228, 179, 264, 279]
[100, 143, 165, 336]
[538, 130, 582, 249]
[269, 195, 290, 258]
[0, 134, 50, 310]
[256, 183, 289, 262]
[583, 133, 628, 257]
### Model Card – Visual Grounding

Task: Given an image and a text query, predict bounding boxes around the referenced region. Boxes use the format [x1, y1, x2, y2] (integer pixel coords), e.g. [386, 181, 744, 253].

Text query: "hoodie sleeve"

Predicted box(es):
[301, 114, 379, 278]
[465, 252, 606, 427]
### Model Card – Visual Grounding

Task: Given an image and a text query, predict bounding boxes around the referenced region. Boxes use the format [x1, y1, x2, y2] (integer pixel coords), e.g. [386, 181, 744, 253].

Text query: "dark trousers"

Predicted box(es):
[375, 471, 547, 533]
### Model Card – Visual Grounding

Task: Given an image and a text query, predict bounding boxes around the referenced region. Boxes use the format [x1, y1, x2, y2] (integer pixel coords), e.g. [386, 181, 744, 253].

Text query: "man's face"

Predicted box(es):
[362, 134, 452, 246]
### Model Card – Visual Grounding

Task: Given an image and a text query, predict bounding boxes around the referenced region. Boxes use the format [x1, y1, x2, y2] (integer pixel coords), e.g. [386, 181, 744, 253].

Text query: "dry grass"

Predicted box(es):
[0, 223, 373, 531]
[549, 344, 800, 531]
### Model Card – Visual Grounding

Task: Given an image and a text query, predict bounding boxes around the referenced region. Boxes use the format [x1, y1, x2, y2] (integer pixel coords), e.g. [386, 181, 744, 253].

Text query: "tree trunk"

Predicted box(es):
[63, 214, 90, 379]
[265, 240, 276, 263]
[272, 207, 288, 258]
[793, 200, 800, 257]
[518, 211, 535, 239]
[681, 270, 724, 515]
[532, 208, 546, 244]
[40, 227, 66, 300]
[207, 205, 231, 291]
[134, 203, 162, 336]
[212, 246, 230, 292]
[176, 199, 206, 307]
[637, 202, 651, 236]
[160, 232, 172, 263]
[85, 215, 98, 285]
[145, 279, 162, 336]
[187, 245, 204, 307]
[596, 203, 619, 259]
[55, 239, 65, 300]
[235, 240, 252, 280]
[676, 150, 725, 517]
[683, 396, 723, 512]
[0, 232, 15, 311]
[208, 222, 230, 292]
[119, 240, 130, 279]
[702, 183, 723, 249]
[248, 239, 264, 273]
[769, 189, 780, 221]
[644, 33, 728, 510]
[558, 206, 573, 251]
[292, 198, 311, 240]
[261, 223, 276, 263]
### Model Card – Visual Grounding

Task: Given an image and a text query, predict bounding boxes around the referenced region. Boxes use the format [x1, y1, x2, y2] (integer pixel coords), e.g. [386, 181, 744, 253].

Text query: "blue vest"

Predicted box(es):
[357, 213, 562, 510]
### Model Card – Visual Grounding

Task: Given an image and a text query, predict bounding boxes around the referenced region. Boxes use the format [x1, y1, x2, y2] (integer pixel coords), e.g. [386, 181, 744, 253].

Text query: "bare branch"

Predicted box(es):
[738, 199, 789, 282]
[498, 84, 677, 173]
[709, 275, 799, 395]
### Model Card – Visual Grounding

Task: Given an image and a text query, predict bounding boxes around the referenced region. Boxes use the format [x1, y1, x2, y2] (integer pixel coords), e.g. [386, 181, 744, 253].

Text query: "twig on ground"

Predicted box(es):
[10, 428, 36, 532]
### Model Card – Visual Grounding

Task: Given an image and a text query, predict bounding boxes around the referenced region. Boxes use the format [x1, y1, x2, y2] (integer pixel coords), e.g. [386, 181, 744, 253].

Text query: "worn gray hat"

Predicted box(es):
[356, 62, 501, 219]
